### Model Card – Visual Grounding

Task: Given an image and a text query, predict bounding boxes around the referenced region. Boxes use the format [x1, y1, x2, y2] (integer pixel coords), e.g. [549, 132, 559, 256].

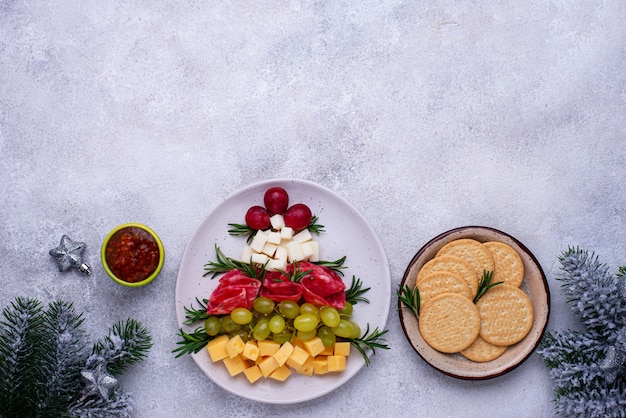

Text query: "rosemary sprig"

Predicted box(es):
[349, 325, 390, 366]
[172, 327, 212, 358]
[307, 215, 325, 235]
[183, 298, 210, 325]
[473, 270, 503, 303]
[345, 276, 370, 305]
[397, 284, 420, 317]
[227, 223, 256, 243]
[203, 245, 258, 279]
[313, 256, 347, 275]
[288, 264, 314, 283]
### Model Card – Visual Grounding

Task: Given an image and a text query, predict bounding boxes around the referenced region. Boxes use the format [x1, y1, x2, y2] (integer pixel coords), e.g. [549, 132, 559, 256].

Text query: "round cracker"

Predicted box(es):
[417, 255, 479, 298]
[436, 239, 495, 279]
[476, 284, 534, 346]
[416, 271, 472, 308]
[419, 293, 480, 353]
[460, 335, 507, 362]
[483, 241, 524, 287]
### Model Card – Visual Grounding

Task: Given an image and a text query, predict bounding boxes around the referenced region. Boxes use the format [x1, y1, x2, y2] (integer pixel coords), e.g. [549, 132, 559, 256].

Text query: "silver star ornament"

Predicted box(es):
[81, 363, 118, 400]
[49, 235, 91, 274]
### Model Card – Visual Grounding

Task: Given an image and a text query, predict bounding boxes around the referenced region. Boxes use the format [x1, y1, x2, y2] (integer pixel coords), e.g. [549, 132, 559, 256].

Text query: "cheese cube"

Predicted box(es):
[334, 342, 351, 357]
[243, 365, 263, 383]
[308, 240, 320, 262]
[312, 357, 328, 375]
[327, 355, 347, 372]
[241, 246, 253, 263]
[273, 341, 294, 367]
[267, 258, 287, 272]
[225, 335, 245, 358]
[293, 229, 313, 243]
[266, 231, 282, 245]
[286, 241, 305, 262]
[301, 242, 315, 260]
[280, 226, 293, 240]
[269, 365, 292, 382]
[242, 341, 260, 362]
[303, 337, 326, 357]
[274, 246, 288, 261]
[249, 230, 268, 253]
[320, 345, 334, 356]
[250, 253, 269, 265]
[222, 355, 248, 376]
[206, 335, 229, 362]
[258, 356, 280, 377]
[258, 340, 281, 357]
[270, 214, 285, 230]
[261, 242, 278, 257]
[286, 345, 310, 370]
[295, 357, 314, 376]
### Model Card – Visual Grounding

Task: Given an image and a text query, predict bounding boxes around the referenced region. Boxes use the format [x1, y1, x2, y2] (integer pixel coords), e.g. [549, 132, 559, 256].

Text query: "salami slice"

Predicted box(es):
[259, 271, 303, 302]
[296, 261, 346, 309]
[206, 269, 261, 315]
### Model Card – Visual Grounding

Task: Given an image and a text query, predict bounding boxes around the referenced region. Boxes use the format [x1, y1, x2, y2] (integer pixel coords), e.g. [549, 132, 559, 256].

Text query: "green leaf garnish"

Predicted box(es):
[349, 325, 390, 366]
[345, 276, 370, 305]
[473, 270, 503, 303]
[397, 284, 420, 317]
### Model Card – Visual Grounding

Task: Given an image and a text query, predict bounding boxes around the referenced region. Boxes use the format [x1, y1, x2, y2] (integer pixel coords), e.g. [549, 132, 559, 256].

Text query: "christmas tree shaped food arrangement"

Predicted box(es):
[0, 297, 152, 418]
[539, 247, 626, 417]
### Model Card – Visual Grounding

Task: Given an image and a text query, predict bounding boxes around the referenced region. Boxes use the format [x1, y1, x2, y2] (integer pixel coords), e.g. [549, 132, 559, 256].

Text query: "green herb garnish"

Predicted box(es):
[345, 276, 370, 305]
[349, 325, 390, 366]
[397, 284, 420, 317]
[473, 270, 503, 303]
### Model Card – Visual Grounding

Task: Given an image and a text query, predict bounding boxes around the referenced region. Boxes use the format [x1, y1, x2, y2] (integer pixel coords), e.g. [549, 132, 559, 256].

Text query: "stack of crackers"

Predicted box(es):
[416, 238, 534, 362]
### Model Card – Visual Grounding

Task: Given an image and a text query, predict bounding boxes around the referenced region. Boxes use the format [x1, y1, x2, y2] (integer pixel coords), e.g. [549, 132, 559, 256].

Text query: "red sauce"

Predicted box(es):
[105, 226, 160, 283]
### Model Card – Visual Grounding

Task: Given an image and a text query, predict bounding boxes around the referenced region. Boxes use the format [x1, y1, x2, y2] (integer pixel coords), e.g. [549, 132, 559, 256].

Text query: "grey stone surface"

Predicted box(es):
[1, 1, 625, 417]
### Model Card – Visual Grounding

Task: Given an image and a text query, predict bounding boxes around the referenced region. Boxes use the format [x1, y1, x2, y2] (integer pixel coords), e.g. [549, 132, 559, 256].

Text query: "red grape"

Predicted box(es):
[245, 206, 271, 230]
[263, 187, 289, 215]
[283, 203, 312, 230]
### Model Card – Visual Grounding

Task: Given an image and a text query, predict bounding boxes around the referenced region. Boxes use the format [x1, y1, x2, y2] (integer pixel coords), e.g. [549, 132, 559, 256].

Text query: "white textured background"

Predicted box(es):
[1, 1, 625, 417]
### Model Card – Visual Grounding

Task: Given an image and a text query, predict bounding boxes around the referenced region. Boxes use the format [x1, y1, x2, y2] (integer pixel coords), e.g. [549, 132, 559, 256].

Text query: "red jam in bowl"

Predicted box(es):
[104, 226, 160, 283]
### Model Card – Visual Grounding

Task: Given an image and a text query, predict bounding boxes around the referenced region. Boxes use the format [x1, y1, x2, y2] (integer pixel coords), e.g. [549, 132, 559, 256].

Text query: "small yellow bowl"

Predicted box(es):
[101, 223, 164, 287]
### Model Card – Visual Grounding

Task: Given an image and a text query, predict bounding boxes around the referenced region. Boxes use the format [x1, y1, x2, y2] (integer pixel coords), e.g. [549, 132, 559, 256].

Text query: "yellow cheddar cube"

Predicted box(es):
[312, 356, 328, 375]
[243, 365, 263, 384]
[320, 345, 334, 356]
[327, 355, 346, 372]
[258, 356, 280, 377]
[258, 340, 281, 357]
[269, 365, 292, 382]
[242, 341, 260, 362]
[290, 337, 306, 350]
[206, 335, 229, 362]
[273, 341, 294, 367]
[303, 337, 325, 357]
[286, 345, 310, 370]
[222, 355, 248, 377]
[334, 342, 351, 357]
[295, 357, 314, 376]
[225, 335, 245, 359]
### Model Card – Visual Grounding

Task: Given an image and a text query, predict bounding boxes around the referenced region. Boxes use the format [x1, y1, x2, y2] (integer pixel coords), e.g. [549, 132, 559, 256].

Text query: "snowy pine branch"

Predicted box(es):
[90, 319, 153, 376]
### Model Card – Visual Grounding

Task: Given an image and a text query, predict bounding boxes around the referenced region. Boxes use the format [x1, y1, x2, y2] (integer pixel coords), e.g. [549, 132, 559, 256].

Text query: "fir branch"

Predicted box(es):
[473, 270, 503, 303]
[69, 390, 133, 418]
[348, 325, 389, 367]
[172, 327, 212, 358]
[397, 284, 420, 317]
[312, 256, 347, 275]
[345, 276, 370, 305]
[91, 319, 152, 376]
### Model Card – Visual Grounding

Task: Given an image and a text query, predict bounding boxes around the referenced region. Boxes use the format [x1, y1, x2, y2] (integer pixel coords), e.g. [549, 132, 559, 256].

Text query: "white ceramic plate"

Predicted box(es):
[399, 226, 550, 380]
[175, 179, 391, 403]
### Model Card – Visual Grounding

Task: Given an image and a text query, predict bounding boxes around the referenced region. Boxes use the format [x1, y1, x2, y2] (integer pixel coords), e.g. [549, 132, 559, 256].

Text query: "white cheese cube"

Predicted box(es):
[301, 242, 315, 260]
[280, 227, 294, 240]
[274, 246, 288, 261]
[308, 240, 320, 262]
[267, 231, 282, 245]
[249, 230, 268, 253]
[293, 229, 313, 243]
[270, 214, 285, 230]
[261, 242, 278, 257]
[287, 241, 305, 262]
[267, 258, 288, 272]
[251, 253, 269, 265]
[241, 246, 253, 263]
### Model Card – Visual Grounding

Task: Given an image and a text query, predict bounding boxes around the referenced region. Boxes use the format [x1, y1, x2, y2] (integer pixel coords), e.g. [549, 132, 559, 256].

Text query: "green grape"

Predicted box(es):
[317, 325, 336, 347]
[231, 307, 253, 325]
[319, 306, 340, 327]
[204, 316, 222, 336]
[253, 319, 271, 340]
[269, 315, 286, 333]
[294, 313, 319, 332]
[339, 301, 353, 318]
[278, 300, 300, 319]
[349, 320, 361, 339]
[331, 319, 354, 338]
[221, 315, 241, 333]
[253, 297, 275, 315]
[297, 329, 317, 341]
[272, 330, 292, 344]
[299, 303, 319, 317]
